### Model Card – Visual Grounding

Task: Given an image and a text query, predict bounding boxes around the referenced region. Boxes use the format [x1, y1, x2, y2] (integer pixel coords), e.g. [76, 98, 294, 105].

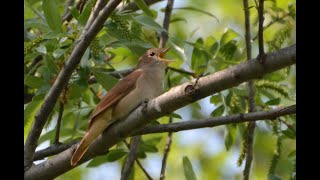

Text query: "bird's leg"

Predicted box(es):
[141, 98, 149, 113]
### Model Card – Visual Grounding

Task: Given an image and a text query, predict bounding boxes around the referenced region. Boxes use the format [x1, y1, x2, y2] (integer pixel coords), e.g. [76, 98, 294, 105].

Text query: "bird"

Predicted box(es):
[70, 47, 173, 166]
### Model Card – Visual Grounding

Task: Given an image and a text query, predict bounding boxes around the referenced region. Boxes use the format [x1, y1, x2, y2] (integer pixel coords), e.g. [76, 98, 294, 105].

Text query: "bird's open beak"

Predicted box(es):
[159, 47, 175, 64]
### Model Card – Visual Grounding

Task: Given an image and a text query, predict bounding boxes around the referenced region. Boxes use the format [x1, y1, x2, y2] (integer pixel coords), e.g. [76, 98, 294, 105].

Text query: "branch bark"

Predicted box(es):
[33, 140, 79, 161]
[159, 0, 174, 48]
[24, 45, 295, 180]
[243, 0, 256, 179]
[133, 105, 295, 135]
[24, 0, 123, 171]
[121, 136, 141, 180]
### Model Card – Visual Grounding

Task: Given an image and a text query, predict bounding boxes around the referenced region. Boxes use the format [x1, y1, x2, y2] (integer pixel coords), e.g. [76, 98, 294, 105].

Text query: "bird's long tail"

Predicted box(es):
[71, 109, 113, 166]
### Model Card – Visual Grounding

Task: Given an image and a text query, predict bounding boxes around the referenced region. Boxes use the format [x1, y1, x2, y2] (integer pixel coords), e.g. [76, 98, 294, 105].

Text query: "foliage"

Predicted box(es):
[24, 0, 295, 179]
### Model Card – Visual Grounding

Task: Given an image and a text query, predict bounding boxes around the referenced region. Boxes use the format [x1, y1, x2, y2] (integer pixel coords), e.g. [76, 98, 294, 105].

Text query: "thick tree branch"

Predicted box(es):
[33, 140, 80, 161]
[121, 136, 141, 180]
[159, 0, 174, 48]
[24, 45, 296, 180]
[134, 105, 295, 135]
[24, 0, 123, 171]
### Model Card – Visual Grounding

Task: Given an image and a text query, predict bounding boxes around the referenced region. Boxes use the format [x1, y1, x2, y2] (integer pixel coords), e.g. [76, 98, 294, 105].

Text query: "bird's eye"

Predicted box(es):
[149, 52, 155, 56]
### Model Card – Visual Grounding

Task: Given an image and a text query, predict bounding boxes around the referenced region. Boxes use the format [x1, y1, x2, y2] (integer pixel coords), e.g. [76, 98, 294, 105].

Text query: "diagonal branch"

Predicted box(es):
[33, 140, 80, 161]
[24, 0, 123, 171]
[159, 0, 174, 48]
[121, 136, 141, 180]
[24, 45, 296, 180]
[134, 105, 295, 135]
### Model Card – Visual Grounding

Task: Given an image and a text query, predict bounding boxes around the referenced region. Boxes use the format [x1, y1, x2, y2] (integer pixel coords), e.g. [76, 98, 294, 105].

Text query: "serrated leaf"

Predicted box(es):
[24, 75, 47, 89]
[133, 0, 154, 17]
[78, 1, 92, 25]
[87, 149, 128, 167]
[174, 7, 219, 23]
[211, 105, 224, 117]
[91, 69, 119, 91]
[225, 125, 237, 151]
[265, 98, 281, 105]
[132, 14, 166, 32]
[220, 29, 239, 47]
[42, 0, 62, 32]
[183, 156, 197, 180]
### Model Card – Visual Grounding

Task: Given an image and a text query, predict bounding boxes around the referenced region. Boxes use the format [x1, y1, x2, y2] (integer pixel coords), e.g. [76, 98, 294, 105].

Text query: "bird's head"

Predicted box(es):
[137, 47, 174, 68]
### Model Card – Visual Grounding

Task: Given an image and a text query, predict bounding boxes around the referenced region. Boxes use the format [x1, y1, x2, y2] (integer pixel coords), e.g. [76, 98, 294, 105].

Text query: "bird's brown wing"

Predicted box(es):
[88, 69, 143, 128]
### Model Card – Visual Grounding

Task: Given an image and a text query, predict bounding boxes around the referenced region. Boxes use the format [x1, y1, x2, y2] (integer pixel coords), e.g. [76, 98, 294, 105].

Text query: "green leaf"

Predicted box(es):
[210, 94, 221, 104]
[139, 142, 158, 153]
[211, 105, 224, 117]
[268, 174, 282, 180]
[144, 137, 162, 145]
[282, 129, 295, 139]
[170, 17, 187, 24]
[80, 48, 90, 67]
[78, 1, 92, 25]
[174, 7, 219, 23]
[265, 98, 281, 105]
[168, 113, 182, 119]
[204, 36, 219, 56]
[91, 69, 119, 91]
[24, 75, 47, 89]
[225, 125, 237, 151]
[220, 29, 239, 47]
[24, 94, 45, 127]
[87, 149, 128, 167]
[191, 45, 209, 75]
[182, 156, 197, 180]
[231, 88, 248, 97]
[70, 7, 80, 20]
[42, 0, 62, 32]
[132, 14, 166, 32]
[133, 0, 154, 17]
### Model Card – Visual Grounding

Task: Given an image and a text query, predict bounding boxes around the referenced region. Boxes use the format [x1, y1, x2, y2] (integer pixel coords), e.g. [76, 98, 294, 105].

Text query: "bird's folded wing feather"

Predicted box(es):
[88, 69, 143, 128]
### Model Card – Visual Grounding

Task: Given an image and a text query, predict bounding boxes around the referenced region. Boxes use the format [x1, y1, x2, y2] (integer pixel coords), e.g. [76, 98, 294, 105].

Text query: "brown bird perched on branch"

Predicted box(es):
[71, 47, 173, 166]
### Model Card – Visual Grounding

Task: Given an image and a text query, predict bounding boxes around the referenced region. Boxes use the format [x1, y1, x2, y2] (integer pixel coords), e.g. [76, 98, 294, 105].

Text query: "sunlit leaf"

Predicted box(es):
[133, 0, 154, 17]
[42, 0, 62, 32]
[183, 156, 197, 180]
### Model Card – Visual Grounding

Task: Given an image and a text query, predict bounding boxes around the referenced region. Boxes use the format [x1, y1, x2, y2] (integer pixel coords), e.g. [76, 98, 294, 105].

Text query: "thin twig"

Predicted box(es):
[257, 0, 265, 63]
[134, 105, 296, 135]
[33, 140, 80, 161]
[159, 0, 174, 48]
[279, 118, 296, 133]
[159, 117, 173, 180]
[252, 13, 291, 41]
[243, 0, 256, 179]
[24, 0, 123, 171]
[160, 72, 174, 180]
[124, 140, 153, 180]
[122, 0, 164, 12]
[62, 0, 76, 22]
[121, 136, 142, 180]
[168, 67, 196, 77]
[54, 101, 65, 144]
